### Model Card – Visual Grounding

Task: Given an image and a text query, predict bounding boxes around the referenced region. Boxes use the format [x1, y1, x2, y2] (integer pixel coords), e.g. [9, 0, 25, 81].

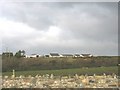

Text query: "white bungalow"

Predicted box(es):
[74, 54, 81, 57]
[80, 54, 93, 58]
[61, 54, 73, 57]
[25, 54, 40, 58]
[49, 53, 60, 57]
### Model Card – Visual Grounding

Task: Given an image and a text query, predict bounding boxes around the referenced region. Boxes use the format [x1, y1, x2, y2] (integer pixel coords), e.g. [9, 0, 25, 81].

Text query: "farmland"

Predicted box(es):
[2, 66, 118, 76]
[2, 56, 119, 88]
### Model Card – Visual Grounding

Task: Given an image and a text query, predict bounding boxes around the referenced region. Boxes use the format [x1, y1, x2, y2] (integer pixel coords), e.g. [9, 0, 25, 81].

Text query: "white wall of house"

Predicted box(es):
[89, 54, 93, 57]
[25, 54, 40, 58]
[59, 54, 64, 57]
[80, 54, 93, 57]
[25, 53, 93, 58]
[73, 55, 80, 57]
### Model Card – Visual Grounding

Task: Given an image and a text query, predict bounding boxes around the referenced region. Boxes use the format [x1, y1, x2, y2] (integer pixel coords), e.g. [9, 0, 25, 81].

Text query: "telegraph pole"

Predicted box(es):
[6, 47, 10, 58]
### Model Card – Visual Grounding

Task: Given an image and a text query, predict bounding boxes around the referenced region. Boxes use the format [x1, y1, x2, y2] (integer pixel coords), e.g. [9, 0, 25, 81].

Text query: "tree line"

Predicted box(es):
[2, 50, 25, 58]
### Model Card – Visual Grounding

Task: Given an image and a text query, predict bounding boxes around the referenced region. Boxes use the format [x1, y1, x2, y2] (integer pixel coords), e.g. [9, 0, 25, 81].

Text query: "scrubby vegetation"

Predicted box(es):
[2, 56, 118, 72]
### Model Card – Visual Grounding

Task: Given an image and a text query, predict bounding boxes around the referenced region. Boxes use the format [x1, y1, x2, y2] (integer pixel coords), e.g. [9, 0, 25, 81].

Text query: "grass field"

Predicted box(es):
[2, 66, 118, 76]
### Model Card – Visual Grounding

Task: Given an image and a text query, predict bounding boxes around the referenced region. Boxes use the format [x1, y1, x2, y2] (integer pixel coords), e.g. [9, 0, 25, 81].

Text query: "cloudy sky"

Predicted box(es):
[0, 2, 118, 55]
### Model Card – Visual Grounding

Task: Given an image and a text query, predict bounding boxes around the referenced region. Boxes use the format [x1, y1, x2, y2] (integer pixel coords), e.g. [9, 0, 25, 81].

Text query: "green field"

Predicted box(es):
[2, 66, 118, 76]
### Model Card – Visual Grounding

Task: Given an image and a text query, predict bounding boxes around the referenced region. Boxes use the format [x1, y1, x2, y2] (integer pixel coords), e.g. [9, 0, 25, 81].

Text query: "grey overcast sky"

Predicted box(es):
[0, 2, 118, 55]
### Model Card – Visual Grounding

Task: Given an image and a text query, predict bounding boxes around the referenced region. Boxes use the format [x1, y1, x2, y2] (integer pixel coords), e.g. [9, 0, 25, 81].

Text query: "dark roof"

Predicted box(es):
[50, 53, 59, 56]
[74, 54, 80, 56]
[81, 54, 92, 56]
[81, 54, 91, 55]
[61, 54, 73, 56]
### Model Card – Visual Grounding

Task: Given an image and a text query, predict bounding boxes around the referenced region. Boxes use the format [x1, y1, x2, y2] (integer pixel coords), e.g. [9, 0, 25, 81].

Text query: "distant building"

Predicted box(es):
[45, 55, 50, 58]
[25, 53, 93, 58]
[61, 54, 73, 57]
[80, 54, 93, 58]
[26, 54, 39, 58]
[74, 54, 80, 57]
[49, 53, 60, 57]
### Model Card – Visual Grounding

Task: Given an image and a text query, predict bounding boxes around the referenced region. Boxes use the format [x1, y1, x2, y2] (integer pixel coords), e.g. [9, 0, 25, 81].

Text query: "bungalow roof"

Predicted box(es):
[50, 53, 59, 56]
[74, 54, 80, 56]
[61, 54, 73, 56]
[81, 54, 91, 56]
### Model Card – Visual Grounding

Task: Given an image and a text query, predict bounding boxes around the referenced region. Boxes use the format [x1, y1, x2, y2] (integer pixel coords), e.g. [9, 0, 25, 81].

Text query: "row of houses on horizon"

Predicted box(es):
[1, 51, 94, 58]
[25, 53, 93, 58]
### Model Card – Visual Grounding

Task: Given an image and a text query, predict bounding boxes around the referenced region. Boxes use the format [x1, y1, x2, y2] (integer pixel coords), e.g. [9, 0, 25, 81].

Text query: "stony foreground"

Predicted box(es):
[1, 74, 119, 88]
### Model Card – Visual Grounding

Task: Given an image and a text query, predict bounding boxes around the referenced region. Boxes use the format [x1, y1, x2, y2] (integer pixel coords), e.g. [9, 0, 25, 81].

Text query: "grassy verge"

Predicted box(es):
[2, 66, 118, 76]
